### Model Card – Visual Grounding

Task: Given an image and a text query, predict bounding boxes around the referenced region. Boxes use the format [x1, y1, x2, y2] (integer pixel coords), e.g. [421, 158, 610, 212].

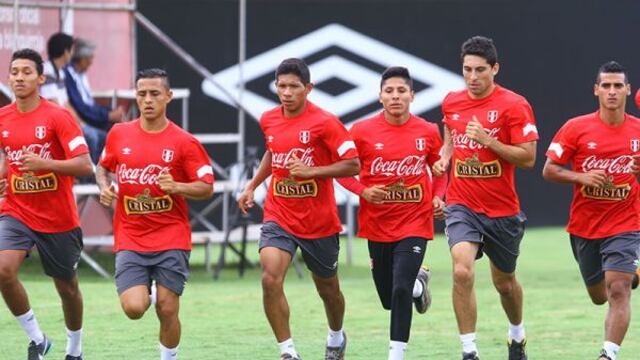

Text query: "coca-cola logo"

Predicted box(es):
[370, 155, 426, 176]
[451, 128, 500, 150]
[272, 147, 315, 168]
[4, 143, 53, 165]
[581, 155, 633, 174]
[117, 164, 169, 185]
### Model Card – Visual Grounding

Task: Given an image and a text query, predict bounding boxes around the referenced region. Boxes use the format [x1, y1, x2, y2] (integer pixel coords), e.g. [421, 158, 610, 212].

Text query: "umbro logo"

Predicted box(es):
[122, 147, 132, 155]
[267, 135, 274, 143]
[202, 24, 464, 128]
[587, 142, 597, 150]
[412, 246, 422, 254]
[1, 130, 9, 138]
[374, 143, 384, 150]
[451, 114, 460, 121]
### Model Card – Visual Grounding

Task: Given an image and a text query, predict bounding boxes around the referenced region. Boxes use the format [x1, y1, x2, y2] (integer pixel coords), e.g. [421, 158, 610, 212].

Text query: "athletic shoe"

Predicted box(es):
[414, 266, 432, 314]
[65, 355, 83, 360]
[462, 351, 479, 360]
[325, 332, 347, 360]
[280, 354, 302, 360]
[598, 349, 612, 360]
[632, 267, 639, 290]
[27, 334, 52, 360]
[508, 339, 527, 360]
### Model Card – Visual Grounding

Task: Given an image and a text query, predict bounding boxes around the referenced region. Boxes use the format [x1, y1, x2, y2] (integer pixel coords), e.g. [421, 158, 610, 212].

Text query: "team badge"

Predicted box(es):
[162, 149, 174, 163]
[35, 126, 46, 140]
[487, 110, 499, 123]
[631, 139, 640, 152]
[415, 138, 426, 151]
[299, 130, 310, 144]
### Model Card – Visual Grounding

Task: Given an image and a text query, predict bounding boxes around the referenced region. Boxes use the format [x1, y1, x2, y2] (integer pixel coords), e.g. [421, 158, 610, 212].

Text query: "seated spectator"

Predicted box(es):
[41, 32, 74, 107]
[65, 38, 124, 163]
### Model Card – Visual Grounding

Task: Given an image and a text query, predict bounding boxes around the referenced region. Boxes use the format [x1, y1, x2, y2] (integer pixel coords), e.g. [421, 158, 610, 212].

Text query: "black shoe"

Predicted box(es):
[597, 349, 613, 360]
[462, 351, 479, 360]
[414, 266, 432, 314]
[508, 339, 527, 360]
[325, 332, 346, 360]
[65, 355, 83, 360]
[27, 335, 52, 360]
[280, 354, 302, 360]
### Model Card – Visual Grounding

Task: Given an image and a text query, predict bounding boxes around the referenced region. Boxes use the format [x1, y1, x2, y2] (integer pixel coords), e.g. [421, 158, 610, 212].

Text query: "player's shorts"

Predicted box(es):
[570, 232, 640, 287]
[0, 215, 83, 280]
[115, 250, 190, 296]
[259, 221, 339, 278]
[444, 204, 526, 273]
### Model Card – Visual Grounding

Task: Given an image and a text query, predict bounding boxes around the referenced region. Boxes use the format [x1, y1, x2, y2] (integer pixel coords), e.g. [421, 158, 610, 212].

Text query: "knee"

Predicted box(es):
[261, 271, 284, 294]
[391, 284, 412, 302]
[315, 278, 342, 302]
[155, 300, 179, 321]
[607, 280, 631, 303]
[0, 266, 18, 285]
[493, 278, 517, 297]
[121, 301, 147, 320]
[452, 264, 474, 287]
[56, 281, 81, 300]
[590, 295, 607, 306]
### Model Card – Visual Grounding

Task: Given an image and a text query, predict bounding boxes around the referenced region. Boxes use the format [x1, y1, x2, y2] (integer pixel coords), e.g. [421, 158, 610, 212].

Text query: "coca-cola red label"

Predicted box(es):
[117, 164, 169, 185]
[451, 128, 501, 150]
[5, 143, 53, 165]
[370, 155, 426, 177]
[272, 147, 315, 169]
[581, 155, 633, 174]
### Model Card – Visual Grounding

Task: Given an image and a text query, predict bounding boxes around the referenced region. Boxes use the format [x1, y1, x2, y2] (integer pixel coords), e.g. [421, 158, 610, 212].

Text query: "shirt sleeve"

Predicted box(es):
[99, 126, 118, 172]
[426, 123, 443, 166]
[323, 117, 358, 161]
[545, 121, 576, 166]
[507, 99, 539, 144]
[441, 93, 452, 127]
[182, 137, 214, 184]
[53, 108, 89, 159]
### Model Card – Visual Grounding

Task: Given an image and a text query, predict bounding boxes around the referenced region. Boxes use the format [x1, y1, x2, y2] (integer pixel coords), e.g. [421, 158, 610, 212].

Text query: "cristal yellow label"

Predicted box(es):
[124, 188, 173, 215]
[273, 177, 318, 198]
[581, 177, 630, 201]
[11, 172, 58, 194]
[382, 179, 423, 203]
[454, 153, 502, 178]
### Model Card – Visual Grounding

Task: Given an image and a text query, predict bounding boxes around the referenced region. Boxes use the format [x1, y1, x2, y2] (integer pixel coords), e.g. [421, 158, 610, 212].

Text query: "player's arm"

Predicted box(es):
[157, 168, 214, 200]
[19, 148, 93, 177]
[465, 117, 536, 169]
[238, 150, 272, 214]
[287, 156, 360, 179]
[432, 125, 452, 176]
[336, 177, 387, 204]
[542, 158, 607, 187]
[95, 164, 117, 207]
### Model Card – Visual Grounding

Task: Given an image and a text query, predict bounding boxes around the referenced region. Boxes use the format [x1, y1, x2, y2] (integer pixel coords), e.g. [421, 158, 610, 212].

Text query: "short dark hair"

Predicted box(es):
[380, 66, 413, 90]
[136, 68, 170, 89]
[275, 58, 310, 84]
[596, 61, 628, 84]
[47, 32, 73, 59]
[11, 48, 44, 75]
[461, 36, 498, 67]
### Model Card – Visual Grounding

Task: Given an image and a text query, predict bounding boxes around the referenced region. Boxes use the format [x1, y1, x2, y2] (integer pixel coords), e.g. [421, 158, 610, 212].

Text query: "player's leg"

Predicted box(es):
[299, 234, 346, 359]
[116, 251, 153, 319]
[37, 227, 84, 358]
[597, 232, 640, 360]
[388, 237, 427, 360]
[570, 235, 607, 304]
[259, 222, 298, 359]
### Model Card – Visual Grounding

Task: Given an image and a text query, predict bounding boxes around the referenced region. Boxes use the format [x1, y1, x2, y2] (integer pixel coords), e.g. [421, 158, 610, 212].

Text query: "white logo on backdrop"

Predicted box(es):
[202, 23, 464, 127]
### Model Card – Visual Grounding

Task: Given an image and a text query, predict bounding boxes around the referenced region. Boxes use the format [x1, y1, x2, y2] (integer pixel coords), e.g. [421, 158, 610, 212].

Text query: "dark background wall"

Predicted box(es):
[137, 0, 640, 227]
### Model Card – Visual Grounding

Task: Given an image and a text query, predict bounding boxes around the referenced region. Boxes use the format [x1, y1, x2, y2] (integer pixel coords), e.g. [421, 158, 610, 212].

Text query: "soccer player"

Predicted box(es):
[96, 68, 214, 360]
[432, 36, 538, 360]
[237, 58, 359, 360]
[0, 49, 93, 360]
[336, 66, 446, 360]
[542, 61, 640, 360]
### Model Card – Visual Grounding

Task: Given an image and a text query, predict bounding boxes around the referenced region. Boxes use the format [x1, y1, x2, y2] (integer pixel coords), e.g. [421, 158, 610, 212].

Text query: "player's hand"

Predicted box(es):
[432, 195, 445, 220]
[18, 146, 48, 172]
[286, 153, 315, 178]
[99, 184, 116, 207]
[0, 179, 7, 197]
[238, 187, 255, 214]
[630, 154, 640, 175]
[576, 170, 607, 188]
[432, 158, 449, 176]
[465, 116, 493, 146]
[158, 168, 178, 194]
[361, 185, 387, 204]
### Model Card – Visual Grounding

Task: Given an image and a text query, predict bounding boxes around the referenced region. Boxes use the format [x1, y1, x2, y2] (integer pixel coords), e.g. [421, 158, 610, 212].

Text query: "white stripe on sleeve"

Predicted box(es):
[337, 140, 356, 157]
[196, 165, 213, 179]
[68, 136, 87, 152]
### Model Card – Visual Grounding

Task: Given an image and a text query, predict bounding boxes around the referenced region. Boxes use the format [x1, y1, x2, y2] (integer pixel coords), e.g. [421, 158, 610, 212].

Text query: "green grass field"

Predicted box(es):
[1, 227, 639, 359]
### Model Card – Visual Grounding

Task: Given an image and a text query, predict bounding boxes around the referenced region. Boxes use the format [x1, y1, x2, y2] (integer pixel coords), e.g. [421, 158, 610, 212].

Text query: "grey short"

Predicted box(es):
[259, 221, 339, 278]
[115, 250, 190, 296]
[444, 204, 526, 273]
[570, 232, 640, 287]
[0, 215, 83, 280]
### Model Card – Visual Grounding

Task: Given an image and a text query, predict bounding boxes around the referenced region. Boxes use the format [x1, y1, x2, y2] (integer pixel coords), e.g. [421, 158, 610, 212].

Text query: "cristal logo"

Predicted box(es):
[581, 155, 633, 174]
[5, 143, 52, 164]
[118, 164, 168, 185]
[202, 24, 464, 128]
[370, 155, 426, 177]
[271, 148, 315, 169]
[451, 128, 501, 150]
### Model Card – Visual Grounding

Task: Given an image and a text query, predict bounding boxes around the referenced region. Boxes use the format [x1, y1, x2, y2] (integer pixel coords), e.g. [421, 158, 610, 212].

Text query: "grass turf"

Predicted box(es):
[1, 227, 638, 359]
